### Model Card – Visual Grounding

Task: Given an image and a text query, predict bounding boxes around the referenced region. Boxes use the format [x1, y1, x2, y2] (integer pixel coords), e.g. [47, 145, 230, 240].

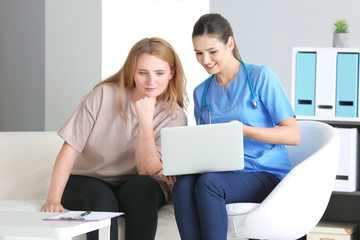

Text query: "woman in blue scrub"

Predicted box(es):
[172, 13, 301, 240]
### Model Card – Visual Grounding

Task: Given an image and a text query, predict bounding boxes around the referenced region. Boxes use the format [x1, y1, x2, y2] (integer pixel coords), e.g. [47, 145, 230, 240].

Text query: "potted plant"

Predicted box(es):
[333, 19, 349, 48]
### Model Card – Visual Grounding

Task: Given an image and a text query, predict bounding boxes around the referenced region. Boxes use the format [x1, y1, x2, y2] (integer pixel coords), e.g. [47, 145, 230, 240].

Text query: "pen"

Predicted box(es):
[80, 210, 91, 217]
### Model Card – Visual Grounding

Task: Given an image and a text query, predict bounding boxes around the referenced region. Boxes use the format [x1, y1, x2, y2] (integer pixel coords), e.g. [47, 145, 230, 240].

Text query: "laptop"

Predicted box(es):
[161, 122, 244, 176]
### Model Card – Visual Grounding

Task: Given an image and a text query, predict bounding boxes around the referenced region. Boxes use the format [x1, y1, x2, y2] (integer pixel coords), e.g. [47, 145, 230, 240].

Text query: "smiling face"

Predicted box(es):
[132, 53, 174, 101]
[192, 34, 235, 75]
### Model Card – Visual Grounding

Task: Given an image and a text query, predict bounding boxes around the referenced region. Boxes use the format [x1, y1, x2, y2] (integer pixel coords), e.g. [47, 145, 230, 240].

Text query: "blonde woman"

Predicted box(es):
[41, 37, 188, 240]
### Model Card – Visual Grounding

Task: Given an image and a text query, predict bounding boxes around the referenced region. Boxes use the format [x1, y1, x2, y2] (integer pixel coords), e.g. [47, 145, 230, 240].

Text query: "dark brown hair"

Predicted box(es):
[192, 13, 241, 59]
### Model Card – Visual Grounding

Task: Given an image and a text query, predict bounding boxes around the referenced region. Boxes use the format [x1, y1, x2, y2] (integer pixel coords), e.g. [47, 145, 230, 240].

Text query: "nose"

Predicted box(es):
[202, 53, 211, 65]
[147, 73, 156, 85]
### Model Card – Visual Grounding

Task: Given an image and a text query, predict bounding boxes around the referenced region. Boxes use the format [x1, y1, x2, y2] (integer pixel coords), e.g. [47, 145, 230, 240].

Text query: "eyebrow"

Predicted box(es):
[194, 47, 217, 52]
[137, 68, 165, 72]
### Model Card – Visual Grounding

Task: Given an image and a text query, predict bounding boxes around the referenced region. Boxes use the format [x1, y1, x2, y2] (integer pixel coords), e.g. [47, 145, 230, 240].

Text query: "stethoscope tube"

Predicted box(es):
[197, 59, 257, 125]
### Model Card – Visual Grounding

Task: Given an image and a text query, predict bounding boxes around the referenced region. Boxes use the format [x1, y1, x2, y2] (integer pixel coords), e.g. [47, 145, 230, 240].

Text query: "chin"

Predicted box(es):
[145, 93, 159, 99]
[204, 67, 217, 75]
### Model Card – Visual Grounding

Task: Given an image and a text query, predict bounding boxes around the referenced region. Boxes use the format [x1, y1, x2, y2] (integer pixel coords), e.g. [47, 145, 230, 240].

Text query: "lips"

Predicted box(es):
[205, 63, 216, 70]
[145, 88, 156, 92]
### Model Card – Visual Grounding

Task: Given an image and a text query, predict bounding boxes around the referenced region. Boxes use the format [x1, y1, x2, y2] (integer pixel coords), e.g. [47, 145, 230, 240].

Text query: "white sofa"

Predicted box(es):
[0, 131, 244, 240]
[0, 131, 182, 240]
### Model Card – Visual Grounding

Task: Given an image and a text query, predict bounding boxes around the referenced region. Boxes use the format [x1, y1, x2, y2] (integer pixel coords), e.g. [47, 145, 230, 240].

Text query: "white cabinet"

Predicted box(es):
[291, 47, 360, 123]
[292, 47, 360, 193]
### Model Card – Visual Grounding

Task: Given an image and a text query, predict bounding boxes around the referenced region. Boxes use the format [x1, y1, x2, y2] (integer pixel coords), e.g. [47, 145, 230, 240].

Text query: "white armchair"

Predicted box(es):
[226, 120, 340, 240]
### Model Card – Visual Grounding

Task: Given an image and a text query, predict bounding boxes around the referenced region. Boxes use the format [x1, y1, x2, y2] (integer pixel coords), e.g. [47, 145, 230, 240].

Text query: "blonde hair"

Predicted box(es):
[94, 37, 188, 118]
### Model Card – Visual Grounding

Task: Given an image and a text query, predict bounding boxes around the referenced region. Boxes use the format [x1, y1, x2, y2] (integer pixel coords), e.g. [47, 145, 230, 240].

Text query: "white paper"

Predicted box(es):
[43, 211, 124, 222]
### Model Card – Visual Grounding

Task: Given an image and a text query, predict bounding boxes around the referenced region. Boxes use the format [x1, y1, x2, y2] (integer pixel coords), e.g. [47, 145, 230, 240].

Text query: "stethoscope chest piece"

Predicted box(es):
[251, 99, 258, 108]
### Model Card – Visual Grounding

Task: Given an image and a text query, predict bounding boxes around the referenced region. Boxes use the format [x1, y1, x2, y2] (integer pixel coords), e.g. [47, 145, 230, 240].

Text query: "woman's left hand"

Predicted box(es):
[135, 96, 156, 123]
[157, 170, 179, 185]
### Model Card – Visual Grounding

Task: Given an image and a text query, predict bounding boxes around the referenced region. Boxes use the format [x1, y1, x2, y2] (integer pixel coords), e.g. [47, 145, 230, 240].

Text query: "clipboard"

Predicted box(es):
[43, 211, 124, 222]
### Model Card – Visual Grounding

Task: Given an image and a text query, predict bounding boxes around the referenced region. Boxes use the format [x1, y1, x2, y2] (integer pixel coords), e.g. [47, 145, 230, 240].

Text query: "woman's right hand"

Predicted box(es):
[41, 201, 65, 213]
[41, 141, 79, 213]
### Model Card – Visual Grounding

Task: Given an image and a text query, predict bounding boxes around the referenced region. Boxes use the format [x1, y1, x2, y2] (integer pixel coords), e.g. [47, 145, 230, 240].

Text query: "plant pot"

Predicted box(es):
[333, 33, 349, 48]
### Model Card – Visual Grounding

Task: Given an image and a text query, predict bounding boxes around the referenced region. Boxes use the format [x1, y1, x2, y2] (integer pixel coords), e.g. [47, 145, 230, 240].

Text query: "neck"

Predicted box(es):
[216, 57, 241, 88]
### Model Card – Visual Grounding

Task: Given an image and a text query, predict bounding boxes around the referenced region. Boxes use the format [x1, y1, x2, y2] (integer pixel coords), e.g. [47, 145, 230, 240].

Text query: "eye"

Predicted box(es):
[195, 52, 203, 56]
[156, 72, 164, 76]
[210, 50, 217, 54]
[139, 71, 147, 75]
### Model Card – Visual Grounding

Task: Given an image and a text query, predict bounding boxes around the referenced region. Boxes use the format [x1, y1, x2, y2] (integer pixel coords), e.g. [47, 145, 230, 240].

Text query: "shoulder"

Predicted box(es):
[174, 103, 187, 121]
[193, 75, 212, 100]
[157, 100, 186, 118]
[247, 63, 274, 78]
[155, 101, 187, 126]
[247, 63, 279, 86]
[85, 84, 116, 100]
[80, 84, 120, 113]
[92, 84, 118, 96]
[173, 103, 188, 126]
[87, 84, 121, 103]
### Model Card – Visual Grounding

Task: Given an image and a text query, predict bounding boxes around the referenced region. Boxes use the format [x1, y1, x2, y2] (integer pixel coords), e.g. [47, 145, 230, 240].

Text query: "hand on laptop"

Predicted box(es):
[157, 170, 179, 185]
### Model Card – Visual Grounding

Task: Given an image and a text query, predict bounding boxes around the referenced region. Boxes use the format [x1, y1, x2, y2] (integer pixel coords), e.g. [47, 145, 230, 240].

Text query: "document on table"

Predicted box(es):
[43, 211, 124, 222]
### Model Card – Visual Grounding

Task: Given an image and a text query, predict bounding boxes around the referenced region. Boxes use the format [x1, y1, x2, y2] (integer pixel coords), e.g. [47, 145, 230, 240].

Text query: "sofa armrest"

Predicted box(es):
[0, 132, 63, 200]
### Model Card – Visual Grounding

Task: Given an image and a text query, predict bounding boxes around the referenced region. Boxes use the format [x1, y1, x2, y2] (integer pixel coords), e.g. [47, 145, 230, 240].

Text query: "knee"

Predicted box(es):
[120, 175, 160, 201]
[173, 174, 198, 197]
[194, 173, 222, 197]
[125, 175, 157, 191]
[63, 183, 119, 212]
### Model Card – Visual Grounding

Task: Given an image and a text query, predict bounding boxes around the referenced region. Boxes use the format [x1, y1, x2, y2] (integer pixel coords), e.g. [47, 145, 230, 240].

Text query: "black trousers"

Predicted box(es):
[61, 175, 166, 240]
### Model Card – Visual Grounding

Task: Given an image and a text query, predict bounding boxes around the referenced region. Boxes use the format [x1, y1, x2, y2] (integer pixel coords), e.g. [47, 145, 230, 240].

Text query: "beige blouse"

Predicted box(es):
[58, 84, 187, 201]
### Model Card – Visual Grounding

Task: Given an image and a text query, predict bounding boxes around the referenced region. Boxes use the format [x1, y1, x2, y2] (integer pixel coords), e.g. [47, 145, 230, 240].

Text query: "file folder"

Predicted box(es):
[315, 50, 337, 117]
[295, 52, 316, 116]
[335, 53, 359, 117]
[333, 127, 359, 192]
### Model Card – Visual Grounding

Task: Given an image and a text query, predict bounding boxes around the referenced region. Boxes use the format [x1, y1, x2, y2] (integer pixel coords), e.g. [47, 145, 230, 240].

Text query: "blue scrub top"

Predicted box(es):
[193, 63, 295, 180]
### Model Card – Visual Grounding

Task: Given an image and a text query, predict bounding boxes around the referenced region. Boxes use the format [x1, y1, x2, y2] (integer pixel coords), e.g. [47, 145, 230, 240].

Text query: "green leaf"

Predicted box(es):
[334, 19, 348, 33]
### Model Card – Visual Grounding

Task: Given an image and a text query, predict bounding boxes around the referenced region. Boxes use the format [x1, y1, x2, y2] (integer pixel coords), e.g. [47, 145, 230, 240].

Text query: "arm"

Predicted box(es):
[41, 141, 80, 212]
[134, 97, 162, 175]
[242, 116, 300, 146]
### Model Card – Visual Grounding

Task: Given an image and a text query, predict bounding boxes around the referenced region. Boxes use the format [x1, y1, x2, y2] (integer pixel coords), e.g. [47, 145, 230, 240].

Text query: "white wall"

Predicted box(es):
[211, 0, 360, 99]
[102, 0, 210, 126]
[8, 0, 352, 129]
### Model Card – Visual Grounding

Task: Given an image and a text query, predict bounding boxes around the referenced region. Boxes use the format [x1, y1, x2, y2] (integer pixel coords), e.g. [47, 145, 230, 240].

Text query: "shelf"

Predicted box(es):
[332, 191, 360, 196]
[296, 116, 360, 127]
[293, 47, 360, 227]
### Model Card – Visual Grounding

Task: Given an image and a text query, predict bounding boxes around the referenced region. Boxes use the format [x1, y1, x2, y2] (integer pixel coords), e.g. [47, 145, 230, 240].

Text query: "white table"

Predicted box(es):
[0, 211, 111, 240]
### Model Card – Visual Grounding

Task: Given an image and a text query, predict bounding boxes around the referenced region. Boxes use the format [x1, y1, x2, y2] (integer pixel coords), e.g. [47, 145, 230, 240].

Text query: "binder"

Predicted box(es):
[315, 50, 337, 117]
[336, 53, 359, 117]
[294, 52, 316, 116]
[333, 128, 359, 192]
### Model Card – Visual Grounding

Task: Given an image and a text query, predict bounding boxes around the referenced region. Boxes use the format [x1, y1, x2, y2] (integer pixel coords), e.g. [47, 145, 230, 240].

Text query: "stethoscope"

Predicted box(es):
[197, 58, 257, 125]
